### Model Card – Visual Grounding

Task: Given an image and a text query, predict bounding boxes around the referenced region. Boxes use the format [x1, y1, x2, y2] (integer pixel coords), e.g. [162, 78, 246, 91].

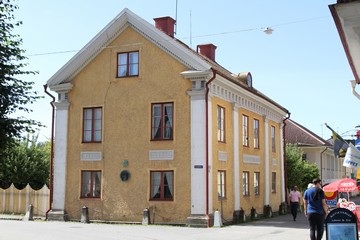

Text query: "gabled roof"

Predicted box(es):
[46, 8, 289, 115]
[47, 8, 211, 88]
[285, 118, 332, 147]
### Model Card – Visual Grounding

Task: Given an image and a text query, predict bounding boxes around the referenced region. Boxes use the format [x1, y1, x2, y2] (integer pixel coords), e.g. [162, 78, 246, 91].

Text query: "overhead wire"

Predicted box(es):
[25, 15, 331, 57]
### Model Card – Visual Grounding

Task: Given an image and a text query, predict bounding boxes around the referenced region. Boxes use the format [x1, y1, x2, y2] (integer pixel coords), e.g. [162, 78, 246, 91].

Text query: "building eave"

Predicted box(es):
[329, 2, 360, 83]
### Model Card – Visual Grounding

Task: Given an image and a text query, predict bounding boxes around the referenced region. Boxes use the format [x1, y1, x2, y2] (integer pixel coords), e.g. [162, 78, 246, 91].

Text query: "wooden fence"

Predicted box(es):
[0, 184, 49, 217]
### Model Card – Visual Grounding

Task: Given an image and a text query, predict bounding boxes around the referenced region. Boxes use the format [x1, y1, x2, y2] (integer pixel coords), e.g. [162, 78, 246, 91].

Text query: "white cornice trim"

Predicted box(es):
[210, 77, 287, 122]
[49, 83, 73, 93]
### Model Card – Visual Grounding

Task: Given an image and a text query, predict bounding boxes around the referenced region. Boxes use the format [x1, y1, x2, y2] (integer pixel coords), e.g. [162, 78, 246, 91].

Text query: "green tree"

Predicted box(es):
[0, 135, 50, 190]
[286, 143, 319, 191]
[0, 0, 42, 152]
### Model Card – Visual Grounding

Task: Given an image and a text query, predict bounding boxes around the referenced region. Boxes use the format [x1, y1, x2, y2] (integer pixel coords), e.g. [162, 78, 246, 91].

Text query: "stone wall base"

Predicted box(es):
[186, 214, 214, 228]
[47, 210, 66, 221]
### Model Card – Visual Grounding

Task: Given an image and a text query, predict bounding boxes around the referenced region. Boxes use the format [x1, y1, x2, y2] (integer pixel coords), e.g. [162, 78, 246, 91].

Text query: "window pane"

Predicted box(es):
[93, 172, 101, 197]
[81, 172, 91, 197]
[129, 52, 138, 64]
[118, 53, 127, 65]
[94, 108, 102, 119]
[84, 119, 92, 131]
[163, 104, 173, 139]
[84, 109, 92, 119]
[118, 66, 127, 77]
[151, 172, 161, 199]
[163, 172, 173, 199]
[129, 63, 138, 76]
[217, 171, 225, 198]
[84, 131, 92, 142]
[94, 131, 102, 142]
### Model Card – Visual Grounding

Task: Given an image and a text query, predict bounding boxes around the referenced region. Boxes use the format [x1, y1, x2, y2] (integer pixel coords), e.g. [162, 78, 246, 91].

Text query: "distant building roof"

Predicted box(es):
[285, 119, 332, 147]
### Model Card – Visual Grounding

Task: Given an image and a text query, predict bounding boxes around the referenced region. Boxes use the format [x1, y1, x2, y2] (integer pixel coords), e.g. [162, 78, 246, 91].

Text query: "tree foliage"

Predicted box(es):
[286, 143, 319, 191]
[0, 135, 50, 190]
[0, 0, 42, 152]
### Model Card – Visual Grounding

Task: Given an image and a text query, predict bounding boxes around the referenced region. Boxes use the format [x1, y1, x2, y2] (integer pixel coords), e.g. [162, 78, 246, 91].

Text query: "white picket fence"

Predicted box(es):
[0, 184, 49, 217]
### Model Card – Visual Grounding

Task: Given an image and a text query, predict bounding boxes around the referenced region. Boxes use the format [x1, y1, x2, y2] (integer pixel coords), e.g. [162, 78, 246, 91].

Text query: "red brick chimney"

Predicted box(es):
[197, 44, 217, 62]
[153, 16, 176, 38]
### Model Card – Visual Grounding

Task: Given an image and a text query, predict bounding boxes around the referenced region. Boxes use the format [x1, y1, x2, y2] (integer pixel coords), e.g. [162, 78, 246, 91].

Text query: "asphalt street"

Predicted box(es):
[0, 213, 310, 240]
[4, 194, 360, 240]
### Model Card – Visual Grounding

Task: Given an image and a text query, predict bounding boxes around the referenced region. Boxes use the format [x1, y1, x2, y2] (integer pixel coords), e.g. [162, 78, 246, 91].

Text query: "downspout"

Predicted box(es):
[282, 112, 291, 200]
[205, 68, 216, 227]
[320, 147, 328, 182]
[43, 84, 55, 218]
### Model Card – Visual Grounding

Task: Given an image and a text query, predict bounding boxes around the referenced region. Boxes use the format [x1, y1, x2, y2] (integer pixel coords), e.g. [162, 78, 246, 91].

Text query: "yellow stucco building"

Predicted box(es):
[46, 9, 289, 227]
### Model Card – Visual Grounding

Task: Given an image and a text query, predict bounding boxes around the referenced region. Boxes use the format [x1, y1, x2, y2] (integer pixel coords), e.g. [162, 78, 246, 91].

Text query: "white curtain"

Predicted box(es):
[151, 172, 161, 198]
[82, 172, 90, 197]
[165, 172, 173, 197]
[152, 105, 161, 139]
[164, 105, 173, 138]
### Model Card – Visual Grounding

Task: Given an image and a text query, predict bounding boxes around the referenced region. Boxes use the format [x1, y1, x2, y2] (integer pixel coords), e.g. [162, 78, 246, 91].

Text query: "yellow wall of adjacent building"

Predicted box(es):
[210, 98, 283, 219]
[64, 27, 192, 223]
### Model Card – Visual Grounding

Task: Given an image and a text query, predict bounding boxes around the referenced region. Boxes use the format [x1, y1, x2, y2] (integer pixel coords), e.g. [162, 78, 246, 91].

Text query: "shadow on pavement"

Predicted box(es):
[235, 213, 309, 230]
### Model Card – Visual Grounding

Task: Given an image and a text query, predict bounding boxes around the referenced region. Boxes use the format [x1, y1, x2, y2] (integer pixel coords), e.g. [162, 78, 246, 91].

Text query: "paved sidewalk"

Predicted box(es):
[0, 213, 310, 240]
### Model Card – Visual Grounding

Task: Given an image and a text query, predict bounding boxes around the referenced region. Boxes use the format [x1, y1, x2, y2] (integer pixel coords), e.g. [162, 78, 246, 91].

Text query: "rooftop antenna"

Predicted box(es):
[190, 10, 192, 47]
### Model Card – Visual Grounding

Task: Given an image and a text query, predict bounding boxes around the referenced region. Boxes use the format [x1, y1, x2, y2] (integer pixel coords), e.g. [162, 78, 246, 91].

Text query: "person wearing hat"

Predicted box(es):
[303, 178, 328, 240]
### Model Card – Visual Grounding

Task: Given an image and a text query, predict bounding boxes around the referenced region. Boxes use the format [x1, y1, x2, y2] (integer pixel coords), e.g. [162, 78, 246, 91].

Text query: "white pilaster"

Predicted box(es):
[52, 101, 70, 211]
[233, 104, 240, 210]
[264, 116, 270, 205]
[188, 90, 207, 215]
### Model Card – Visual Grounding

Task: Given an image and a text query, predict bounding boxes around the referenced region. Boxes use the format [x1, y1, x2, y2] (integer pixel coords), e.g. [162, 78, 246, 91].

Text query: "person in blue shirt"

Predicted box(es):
[303, 178, 329, 240]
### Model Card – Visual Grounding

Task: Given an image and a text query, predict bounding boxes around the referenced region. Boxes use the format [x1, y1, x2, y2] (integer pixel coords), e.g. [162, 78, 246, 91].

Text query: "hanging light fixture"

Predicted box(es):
[263, 27, 274, 35]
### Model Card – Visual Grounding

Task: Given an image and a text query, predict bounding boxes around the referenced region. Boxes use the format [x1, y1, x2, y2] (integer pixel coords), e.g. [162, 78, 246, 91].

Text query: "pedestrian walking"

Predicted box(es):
[289, 185, 301, 221]
[303, 178, 328, 240]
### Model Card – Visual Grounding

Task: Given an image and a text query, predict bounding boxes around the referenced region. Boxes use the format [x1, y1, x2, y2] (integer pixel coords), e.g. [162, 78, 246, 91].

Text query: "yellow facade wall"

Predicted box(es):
[210, 99, 283, 220]
[64, 27, 192, 223]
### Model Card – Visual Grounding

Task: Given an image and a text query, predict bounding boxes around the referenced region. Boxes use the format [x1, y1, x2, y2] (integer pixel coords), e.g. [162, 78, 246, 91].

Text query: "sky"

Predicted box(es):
[11, 0, 359, 142]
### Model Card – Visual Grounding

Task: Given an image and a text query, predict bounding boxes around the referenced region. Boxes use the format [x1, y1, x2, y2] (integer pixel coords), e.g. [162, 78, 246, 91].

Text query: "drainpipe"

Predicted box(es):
[282, 112, 291, 200]
[320, 147, 328, 182]
[205, 68, 216, 227]
[43, 84, 55, 218]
